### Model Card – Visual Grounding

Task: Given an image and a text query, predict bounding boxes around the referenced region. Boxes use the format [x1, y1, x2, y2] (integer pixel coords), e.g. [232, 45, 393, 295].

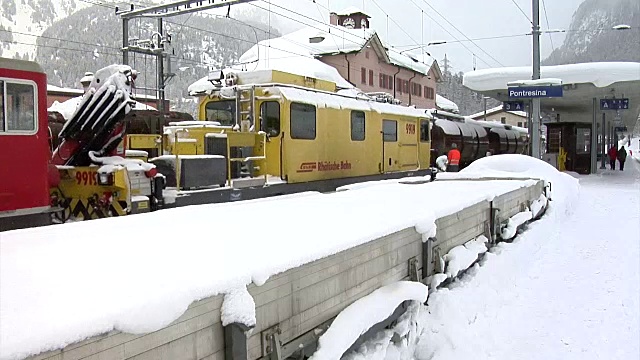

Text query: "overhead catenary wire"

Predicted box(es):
[398, 0, 491, 68]
[507, 0, 533, 24]
[414, 0, 505, 67]
[541, 0, 555, 52]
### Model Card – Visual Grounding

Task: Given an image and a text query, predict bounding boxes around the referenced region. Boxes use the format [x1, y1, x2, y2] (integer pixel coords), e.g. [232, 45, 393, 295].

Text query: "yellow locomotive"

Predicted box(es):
[135, 70, 434, 205]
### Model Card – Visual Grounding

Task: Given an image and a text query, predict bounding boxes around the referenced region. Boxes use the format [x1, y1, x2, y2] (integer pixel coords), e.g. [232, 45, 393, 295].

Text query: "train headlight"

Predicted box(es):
[98, 172, 114, 186]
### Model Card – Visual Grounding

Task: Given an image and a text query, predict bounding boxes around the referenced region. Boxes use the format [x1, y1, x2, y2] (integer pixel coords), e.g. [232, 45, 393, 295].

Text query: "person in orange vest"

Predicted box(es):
[447, 143, 461, 172]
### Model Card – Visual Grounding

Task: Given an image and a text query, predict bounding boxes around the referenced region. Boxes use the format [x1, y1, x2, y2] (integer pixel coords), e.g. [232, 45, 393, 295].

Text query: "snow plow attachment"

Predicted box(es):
[48, 65, 163, 222]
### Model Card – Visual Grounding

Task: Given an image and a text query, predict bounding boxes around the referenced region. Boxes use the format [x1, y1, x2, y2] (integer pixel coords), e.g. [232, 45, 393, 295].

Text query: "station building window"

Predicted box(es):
[501, 117, 506, 124]
[290, 102, 316, 140]
[1, 81, 36, 133]
[420, 119, 430, 142]
[351, 111, 365, 141]
[517, 122, 523, 127]
[369, 70, 374, 86]
[260, 101, 280, 136]
[383, 119, 397, 142]
[361, 67, 367, 84]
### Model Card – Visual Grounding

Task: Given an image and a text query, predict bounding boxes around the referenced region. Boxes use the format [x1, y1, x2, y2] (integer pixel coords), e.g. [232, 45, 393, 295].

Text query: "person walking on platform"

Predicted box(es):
[447, 143, 461, 172]
[617, 146, 627, 171]
[608, 145, 618, 170]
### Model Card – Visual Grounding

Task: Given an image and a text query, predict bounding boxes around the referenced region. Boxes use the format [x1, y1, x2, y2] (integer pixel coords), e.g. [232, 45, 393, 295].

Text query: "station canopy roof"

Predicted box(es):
[463, 62, 640, 130]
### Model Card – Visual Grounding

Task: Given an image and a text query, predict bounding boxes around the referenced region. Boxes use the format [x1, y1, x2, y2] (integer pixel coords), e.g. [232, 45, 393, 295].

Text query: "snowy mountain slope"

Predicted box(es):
[0, 0, 93, 59]
[34, 3, 279, 114]
[544, 0, 640, 65]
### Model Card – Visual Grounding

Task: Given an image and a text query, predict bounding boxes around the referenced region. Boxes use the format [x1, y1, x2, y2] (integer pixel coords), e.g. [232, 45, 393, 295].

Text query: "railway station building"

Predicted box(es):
[469, 105, 529, 128]
[463, 62, 640, 174]
[233, 7, 442, 109]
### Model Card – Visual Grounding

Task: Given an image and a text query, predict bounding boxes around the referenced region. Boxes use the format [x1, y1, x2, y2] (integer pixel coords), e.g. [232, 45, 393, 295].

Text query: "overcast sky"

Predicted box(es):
[226, 0, 586, 73]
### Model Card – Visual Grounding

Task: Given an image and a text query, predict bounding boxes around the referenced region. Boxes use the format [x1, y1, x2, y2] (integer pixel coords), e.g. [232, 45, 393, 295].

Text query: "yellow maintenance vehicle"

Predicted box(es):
[126, 69, 434, 206]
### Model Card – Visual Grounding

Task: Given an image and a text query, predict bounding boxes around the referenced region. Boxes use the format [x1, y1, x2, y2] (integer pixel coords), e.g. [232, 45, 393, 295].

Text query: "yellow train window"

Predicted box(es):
[260, 101, 280, 136]
[290, 102, 316, 140]
[420, 119, 430, 142]
[351, 111, 365, 141]
[383, 119, 397, 142]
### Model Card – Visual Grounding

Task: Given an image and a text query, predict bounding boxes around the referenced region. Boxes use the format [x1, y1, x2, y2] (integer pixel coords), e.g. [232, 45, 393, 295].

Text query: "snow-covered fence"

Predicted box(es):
[20, 180, 547, 360]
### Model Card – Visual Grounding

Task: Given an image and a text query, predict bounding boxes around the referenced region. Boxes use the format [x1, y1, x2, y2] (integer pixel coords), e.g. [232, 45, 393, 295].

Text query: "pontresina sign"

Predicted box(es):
[508, 85, 563, 99]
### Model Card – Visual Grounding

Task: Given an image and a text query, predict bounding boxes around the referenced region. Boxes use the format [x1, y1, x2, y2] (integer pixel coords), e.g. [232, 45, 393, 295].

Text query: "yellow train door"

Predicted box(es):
[382, 119, 400, 172]
[259, 101, 283, 179]
[398, 117, 420, 170]
[418, 118, 431, 169]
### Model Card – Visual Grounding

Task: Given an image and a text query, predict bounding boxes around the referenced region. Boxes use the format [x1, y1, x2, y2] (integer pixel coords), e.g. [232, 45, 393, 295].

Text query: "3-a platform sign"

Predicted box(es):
[508, 85, 563, 99]
[503, 101, 525, 111]
[600, 98, 629, 110]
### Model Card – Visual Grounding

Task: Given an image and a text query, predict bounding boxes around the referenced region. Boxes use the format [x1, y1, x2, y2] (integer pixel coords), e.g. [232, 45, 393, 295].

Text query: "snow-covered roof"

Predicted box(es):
[436, 94, 459, 113]
[47, 84, 83, 94]
[464, 62, 640, 91]
[333, 6, 369, 16]
[386, 49, 437, 77]
[236, 25, 437, 78]
[241, 26, 375, 62]
[468, 105, 527, 119]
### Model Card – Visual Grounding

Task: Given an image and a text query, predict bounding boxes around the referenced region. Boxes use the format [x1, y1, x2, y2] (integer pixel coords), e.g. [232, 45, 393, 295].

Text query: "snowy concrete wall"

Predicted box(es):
[23, 180, 545, 360]
[426, 200, 492, 277]
[493, 181, 545, 225]
[246, 227, 421, 358]
[27, 295, 226, 360]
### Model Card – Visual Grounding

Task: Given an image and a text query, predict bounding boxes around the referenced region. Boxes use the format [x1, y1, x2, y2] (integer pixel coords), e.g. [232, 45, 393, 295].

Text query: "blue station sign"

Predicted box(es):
[508, 85, 563, 99]
[600, 98, 629, 110]
[503, 101, 525, 111]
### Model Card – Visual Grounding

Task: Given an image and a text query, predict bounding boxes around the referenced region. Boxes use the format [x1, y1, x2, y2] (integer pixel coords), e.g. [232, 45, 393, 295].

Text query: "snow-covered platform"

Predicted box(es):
[1, 156, 566, 360]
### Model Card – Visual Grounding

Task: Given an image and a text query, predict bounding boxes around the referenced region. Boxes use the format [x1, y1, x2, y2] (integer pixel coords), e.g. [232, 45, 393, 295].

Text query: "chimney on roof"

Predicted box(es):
[80, 72, 94, 93]
[329, 12, 338, 25]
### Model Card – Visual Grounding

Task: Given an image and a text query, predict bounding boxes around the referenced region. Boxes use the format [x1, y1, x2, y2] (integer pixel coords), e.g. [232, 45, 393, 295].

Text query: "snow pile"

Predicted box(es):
[464, 62, 640, 91]
[220, 286, 256, 327]
[438, 154, 580, 216]
[342, 302, 426, 360]
[0, 176, 536, 360]
[48, 96, 82, 120]
[625, 136, 639, 162]
[88, 152, 155, 174]
[530, 193, 548, 218]
[346, 164, 640, 359]
[500, 210, 533, 240]
[443, 235, 489, 279]
[436, 94, 459, 113]
[310, 281, 428, 360]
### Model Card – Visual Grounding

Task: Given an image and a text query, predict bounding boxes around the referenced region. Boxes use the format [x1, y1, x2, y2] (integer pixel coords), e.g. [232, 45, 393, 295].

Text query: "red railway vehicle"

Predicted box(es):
[0, 57, 58, 230]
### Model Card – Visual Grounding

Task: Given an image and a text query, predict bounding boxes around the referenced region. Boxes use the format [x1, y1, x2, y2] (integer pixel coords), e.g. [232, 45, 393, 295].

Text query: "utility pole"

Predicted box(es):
[118, 0, 257, 114]
[157, 18, 165, 114]
[483, 96, 488, 122]
[530, 0, 541, 158]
